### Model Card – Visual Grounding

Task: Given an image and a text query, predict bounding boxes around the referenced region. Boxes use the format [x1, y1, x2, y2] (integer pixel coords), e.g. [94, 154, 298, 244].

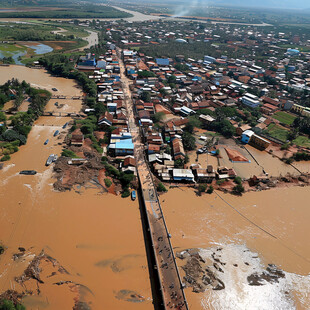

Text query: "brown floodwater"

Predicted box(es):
[160, 187, 310, 309]
[0, 67, 152, 309]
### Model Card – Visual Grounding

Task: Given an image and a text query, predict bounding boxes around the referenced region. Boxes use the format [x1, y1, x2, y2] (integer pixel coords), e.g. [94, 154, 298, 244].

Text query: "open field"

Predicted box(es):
[273, 111, 296, 125]
[293, 135, 310, 148]
[265, 123, 289, 142]
[0, 5, 131, 19]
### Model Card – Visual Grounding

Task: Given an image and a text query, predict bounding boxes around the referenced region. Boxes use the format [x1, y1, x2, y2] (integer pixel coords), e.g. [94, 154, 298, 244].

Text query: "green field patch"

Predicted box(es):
[273, 111, 296, 125]
[293, 136, 310, 148]
[265, 123, 289, 142]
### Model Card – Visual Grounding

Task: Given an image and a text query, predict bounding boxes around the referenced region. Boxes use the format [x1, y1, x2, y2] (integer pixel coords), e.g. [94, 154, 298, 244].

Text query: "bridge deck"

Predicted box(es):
[118, 49, 188, 310]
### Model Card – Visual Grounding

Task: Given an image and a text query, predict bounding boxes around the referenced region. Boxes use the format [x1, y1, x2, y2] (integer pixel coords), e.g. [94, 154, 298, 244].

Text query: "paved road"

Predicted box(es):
[117, 49, 188, 310]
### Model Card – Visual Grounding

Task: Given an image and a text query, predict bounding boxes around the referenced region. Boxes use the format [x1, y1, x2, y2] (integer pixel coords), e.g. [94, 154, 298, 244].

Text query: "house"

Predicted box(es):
[236, 124, 251, 136]
[71, 128, 84, 146]
[156, 58, 170, 66]
[172, 169, 195, 182]
[98, 112, 113, 127]
[241, 93, 260, 108]
[241, 130, 270, 150]
[172, 138, 185, 160]
[193, 165, 216, 183]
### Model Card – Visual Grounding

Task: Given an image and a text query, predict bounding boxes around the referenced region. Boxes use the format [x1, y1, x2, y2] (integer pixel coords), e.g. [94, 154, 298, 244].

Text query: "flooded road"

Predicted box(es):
[160, 187, 310, 309]
[0, 67, 153, 309]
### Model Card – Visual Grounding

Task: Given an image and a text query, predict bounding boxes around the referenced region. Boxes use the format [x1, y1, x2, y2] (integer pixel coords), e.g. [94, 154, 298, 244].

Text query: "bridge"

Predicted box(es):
[42, 111, 86, 117]
[118, 49, 188, 310]
[51, 95, 84, 100]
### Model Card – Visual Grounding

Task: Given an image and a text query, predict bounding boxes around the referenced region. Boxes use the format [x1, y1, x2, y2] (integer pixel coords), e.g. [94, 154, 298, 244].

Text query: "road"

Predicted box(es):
[117, 48, 188, 310]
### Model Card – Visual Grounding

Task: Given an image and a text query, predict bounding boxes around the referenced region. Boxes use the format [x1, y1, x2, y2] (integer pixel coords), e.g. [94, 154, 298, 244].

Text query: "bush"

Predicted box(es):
[61, 149, 78, 158]
[234, 176, 242, 185]
[198, 184, 207, 193]
[104, 178, 112, 188]
[207, 185, 214, 194]
[216, 179, 225, 185]
[233, 184, 245, 194]
[121, 188, 131, 198]
[157, 182, 167, 192]
[1, 155, 10, 161]
[0, 299, 25, 310]
[101, 156, 108, 163]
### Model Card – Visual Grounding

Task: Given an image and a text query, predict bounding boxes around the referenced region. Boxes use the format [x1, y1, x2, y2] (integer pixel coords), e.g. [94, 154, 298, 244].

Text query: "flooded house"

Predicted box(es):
[70, 128, 84, 146]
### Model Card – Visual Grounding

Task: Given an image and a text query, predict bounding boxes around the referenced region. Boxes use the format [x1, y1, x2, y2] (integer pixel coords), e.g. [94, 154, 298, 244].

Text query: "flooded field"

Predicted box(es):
[160, 187, 310, 309]
[0, 67, 152, 309]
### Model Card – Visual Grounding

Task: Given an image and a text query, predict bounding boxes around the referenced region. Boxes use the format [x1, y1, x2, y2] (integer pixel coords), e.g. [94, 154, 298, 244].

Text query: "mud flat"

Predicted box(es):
[160, 187, 310, 309]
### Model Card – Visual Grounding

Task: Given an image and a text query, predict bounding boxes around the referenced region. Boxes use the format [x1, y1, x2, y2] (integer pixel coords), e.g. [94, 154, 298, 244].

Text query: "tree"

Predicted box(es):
[153, 112, 165, 123]
[140, 91, 151, 102]
[182, 132, 196, 151]
[233, 184, 244, 194]
[0, 112, 6, 122]
[207, 185, 214, 194]
[198, 184, 207, 193]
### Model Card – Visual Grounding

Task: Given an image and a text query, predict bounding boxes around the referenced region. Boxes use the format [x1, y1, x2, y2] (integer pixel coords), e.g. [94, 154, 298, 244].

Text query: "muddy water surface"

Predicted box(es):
[0, 67, 152, 309]
[160, 187, 310, 309]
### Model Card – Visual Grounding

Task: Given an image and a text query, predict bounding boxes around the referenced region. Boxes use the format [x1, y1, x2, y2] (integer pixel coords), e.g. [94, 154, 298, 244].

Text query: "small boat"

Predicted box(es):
[52, 88, 58, 91]
[19, 170, 37, 175]
[62, 122, 68, 129]
[44, 139, 49, 145]
[53, 130, 60, 137]
[131, 190, 136, 201]
[46, 154, 57, 166]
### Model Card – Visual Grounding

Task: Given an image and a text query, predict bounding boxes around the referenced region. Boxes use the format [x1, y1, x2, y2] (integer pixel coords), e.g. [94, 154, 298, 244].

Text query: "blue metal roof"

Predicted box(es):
[156, 58, 169, 66]
[115, 139, 134, 150]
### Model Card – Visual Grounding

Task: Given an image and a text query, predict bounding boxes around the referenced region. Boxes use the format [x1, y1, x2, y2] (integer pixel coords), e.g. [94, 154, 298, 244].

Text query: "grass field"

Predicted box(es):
[293, 136, 310, 148]
[265, 123, 289, 142]
[0, 43, 26, 54]
[273, 111, 296, 125]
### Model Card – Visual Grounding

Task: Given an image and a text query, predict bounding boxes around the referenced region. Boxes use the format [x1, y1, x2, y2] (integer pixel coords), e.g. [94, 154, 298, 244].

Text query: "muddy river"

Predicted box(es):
[0, 67, 152, 309]
[160, 187, 310, 309]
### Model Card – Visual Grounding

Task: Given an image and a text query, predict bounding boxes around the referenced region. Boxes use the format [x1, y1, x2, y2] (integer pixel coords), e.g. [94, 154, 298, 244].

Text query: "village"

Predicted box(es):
[52, 17, 310, 196]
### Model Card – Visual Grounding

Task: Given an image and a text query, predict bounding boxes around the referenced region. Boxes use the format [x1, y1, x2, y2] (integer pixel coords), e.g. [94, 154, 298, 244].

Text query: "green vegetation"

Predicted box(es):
[157, 182, 167, 192]
[292, 152, 310, 161]
[293, 136, 310, 148]
[273, 111, 296, 125]
[182, 132, 196, 151]
[0, 299, 25, 310]
[121, 188, 131, 198]
[104, 178, 112, 188]
[234, 176, 242, 185]
[206, 185, 214, 194]
[265, 124, 289, 142]
[0, 79, 51, 159]
[61, 149, 78, 158]
[233, 184, 245, 194]
[0, 155, 10, 161]
[0, 5, 131, 19]
[0, 245, 4, 254]
[198, 184, 207, 193]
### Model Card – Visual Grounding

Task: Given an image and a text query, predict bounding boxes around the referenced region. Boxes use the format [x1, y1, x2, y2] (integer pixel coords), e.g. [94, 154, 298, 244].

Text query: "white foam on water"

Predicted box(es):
[199, 244, 310, 310]
[1, 172, 19, 185]
[2, 163, 15, 173]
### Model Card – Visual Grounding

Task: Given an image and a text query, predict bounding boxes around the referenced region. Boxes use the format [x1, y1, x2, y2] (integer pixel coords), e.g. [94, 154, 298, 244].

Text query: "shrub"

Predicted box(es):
[157, 182, 167, 192]
[104, 178, 112, 188]
[121, 188, 131, 198]
[101, 156, 108, 163]
[233, 184, 245, 194]
[61, 149, 78, 158]
[207, 185, 214, 194]
[198, 184, 207, 193]
[1, 155, 10, 161]
[234, 176, 242, 185]
[216, 179, 225, 185]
